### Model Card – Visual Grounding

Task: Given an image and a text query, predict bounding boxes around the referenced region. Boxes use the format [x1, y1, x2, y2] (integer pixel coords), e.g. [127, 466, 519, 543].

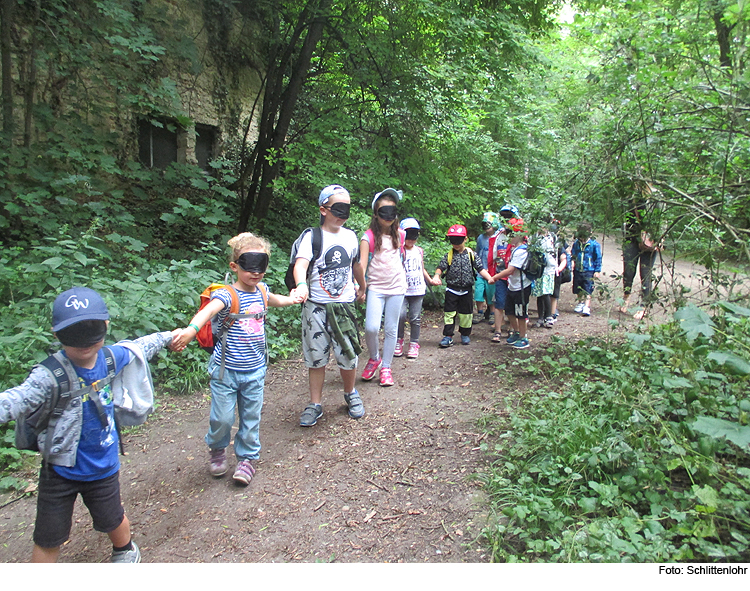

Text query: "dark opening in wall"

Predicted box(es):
[138, 119, 178, 169]
[195, 124, 218, 171]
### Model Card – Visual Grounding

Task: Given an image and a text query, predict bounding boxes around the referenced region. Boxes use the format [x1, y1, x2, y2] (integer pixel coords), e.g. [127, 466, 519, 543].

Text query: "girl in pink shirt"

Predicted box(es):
[358, 189, 407, 386]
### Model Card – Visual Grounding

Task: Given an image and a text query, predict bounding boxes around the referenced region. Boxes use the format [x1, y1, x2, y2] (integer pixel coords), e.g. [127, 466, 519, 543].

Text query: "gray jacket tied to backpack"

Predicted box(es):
[0, 331, 172, 468]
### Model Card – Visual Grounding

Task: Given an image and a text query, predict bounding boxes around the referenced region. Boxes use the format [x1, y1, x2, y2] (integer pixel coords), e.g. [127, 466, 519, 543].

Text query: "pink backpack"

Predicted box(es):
[363, 228, 406, 262]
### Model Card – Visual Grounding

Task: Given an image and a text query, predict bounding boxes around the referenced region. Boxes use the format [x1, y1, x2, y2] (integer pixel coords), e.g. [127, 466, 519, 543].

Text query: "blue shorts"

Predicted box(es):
[474, 275, 495, 303]
[573, 271, 595, 296]
[494, 280, 508, 309]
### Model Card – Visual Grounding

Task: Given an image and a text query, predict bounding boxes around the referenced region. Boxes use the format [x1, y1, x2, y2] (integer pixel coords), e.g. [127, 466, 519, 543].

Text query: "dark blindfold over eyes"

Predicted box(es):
[56, 320, 107, 348]
[377, 205, 398, 221]
[235, 252, 269, 273]
[324, 202, 351, 219]
[405, 229, 420, 240]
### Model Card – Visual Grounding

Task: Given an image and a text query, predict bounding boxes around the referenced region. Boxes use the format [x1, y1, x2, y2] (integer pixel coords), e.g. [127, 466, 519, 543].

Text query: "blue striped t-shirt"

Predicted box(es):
[211, 285, 267, 372]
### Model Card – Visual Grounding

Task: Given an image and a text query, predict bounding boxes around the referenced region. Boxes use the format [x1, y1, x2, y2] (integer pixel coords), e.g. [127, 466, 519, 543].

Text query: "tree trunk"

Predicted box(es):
[1, 0, 13, 137]
[712, 10, 732, 69]
[236, 0, 332, 232]
[23, 0, 41, 148]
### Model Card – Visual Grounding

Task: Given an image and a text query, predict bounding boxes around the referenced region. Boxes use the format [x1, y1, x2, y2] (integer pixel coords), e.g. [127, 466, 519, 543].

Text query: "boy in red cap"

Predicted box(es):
[432, 225, 492, 347]
[490, 219, 532, 349]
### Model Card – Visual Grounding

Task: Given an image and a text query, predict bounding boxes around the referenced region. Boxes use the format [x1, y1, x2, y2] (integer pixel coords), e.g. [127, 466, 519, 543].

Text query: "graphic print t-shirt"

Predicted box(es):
[403, 246, 426, 296]
[212, 286, 267, 372]
[54, 346, 131, 482]
[296, 228, 359, 304]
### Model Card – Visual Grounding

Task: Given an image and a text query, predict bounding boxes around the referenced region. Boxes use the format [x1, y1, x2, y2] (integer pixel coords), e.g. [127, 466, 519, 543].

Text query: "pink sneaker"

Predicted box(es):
[394, 338, 404, 357]
[406, 342, 420, 359]
[361, 357, 381, 381]
[379, 367, 394, 387]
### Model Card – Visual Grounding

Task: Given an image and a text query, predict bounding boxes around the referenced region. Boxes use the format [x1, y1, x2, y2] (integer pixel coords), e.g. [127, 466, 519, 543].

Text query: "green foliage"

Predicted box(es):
[479, 301, 750, 562]
[0, 224, 312, 474]
[546, 1, 750, 266]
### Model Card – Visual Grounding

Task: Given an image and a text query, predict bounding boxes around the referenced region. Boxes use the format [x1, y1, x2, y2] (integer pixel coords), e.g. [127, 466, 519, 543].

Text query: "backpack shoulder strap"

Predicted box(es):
[257, 283, 269, 310]
[447, 248, 453, 267]
[226, 285, 240, 315]
[302, 227, 324, 283]
[311, 227, 322, 263]
[364, 228, 374, 249]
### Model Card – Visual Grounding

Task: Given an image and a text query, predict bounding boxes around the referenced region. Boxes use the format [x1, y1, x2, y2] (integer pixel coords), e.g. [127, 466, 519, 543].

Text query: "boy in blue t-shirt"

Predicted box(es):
[570, 223, 602, 317]
[0, 286, 179, 562]
[473, 212, 499, 324]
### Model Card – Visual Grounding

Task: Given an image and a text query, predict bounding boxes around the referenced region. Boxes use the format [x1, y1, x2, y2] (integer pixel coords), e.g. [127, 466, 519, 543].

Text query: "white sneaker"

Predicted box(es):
[574, 302, 585, 313]
[581, 306, 591, 317]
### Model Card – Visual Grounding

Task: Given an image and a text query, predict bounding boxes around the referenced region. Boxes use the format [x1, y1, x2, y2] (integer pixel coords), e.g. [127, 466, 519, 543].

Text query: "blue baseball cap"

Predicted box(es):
[319, 184, 350, 206]
[499, 204, 520, 219]
[52, 287, 110, 332]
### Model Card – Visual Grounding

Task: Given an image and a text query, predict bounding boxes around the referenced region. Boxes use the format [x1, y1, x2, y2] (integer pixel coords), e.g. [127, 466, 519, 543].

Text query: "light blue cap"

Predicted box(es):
[319, 184, 350, 206]
[400, 217, 420, 230]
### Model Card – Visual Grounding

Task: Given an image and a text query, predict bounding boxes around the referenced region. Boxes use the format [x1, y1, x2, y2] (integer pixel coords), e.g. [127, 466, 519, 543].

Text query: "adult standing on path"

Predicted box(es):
[620, 179, 663, 320]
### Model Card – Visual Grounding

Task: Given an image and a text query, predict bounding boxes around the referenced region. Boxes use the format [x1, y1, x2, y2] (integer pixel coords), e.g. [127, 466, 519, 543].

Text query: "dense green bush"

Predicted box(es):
[0, 223, 309, 478]
[480, 302, 750, 562]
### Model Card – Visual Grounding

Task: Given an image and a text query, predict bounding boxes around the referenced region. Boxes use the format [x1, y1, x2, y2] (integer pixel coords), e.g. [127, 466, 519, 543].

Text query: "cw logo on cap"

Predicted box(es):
[65, 295, 90, 310]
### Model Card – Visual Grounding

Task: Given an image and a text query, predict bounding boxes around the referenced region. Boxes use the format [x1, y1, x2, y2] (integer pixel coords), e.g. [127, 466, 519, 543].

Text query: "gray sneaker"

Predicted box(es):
[112, 540, 141, 563]
[344, 390, 365, 419]
[300, 403, 323, 427]
[208, 448, 228, 477]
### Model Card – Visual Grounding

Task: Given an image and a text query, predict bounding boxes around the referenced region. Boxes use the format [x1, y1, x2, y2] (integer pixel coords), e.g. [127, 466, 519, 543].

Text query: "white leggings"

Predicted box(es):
[364, 290, 405, 369]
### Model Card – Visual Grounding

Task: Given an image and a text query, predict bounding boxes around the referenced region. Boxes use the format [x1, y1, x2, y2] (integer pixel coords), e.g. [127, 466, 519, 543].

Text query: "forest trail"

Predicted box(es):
[0, 238, 713, 562]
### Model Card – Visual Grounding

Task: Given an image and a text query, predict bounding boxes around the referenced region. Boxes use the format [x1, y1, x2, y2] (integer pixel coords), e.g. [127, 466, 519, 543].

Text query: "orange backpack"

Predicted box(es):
[196, 282, 268, 353]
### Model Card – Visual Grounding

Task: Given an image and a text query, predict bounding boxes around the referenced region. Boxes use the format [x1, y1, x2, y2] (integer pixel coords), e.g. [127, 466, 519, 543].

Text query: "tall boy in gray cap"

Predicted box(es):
[292, 185, 367, 427]
[0, 286, 179, 563]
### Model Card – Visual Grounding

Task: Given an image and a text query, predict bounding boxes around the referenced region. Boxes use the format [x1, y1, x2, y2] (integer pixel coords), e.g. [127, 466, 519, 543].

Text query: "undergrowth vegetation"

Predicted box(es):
[479, 303, 750, 562]
[0, 217, 447, 487]
[0, 221, 307, 482]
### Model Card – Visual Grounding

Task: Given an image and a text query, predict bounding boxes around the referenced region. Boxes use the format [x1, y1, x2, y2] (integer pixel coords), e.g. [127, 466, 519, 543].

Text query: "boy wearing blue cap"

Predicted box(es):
[0, 286, 179, 563]
[292, 185, 367, 427]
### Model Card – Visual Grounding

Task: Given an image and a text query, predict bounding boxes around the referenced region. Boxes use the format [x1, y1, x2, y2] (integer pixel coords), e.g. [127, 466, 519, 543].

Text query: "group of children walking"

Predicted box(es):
[0, 182, 603, 563]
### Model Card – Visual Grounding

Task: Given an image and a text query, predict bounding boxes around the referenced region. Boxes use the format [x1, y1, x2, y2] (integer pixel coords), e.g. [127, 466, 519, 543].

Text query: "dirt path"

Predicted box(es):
[0, 237, 713, 563]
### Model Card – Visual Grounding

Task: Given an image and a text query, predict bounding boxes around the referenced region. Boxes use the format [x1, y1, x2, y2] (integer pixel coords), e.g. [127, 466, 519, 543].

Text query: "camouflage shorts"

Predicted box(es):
[301, 300, 358, 371]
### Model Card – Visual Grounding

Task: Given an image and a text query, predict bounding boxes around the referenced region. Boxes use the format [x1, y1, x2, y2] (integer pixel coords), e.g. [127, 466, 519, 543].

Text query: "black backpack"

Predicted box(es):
[520, 244, 546, 282]
[284, 227, 323, 291]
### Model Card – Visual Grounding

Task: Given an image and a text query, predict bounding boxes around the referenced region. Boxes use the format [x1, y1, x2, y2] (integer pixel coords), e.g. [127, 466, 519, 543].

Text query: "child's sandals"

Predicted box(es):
[491, 332, 503, 343]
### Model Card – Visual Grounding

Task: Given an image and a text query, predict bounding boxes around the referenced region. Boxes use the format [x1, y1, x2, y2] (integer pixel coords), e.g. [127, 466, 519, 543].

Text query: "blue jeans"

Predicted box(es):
[364, 290, 405, 369]
[494, 280, 508, 309]
[206, 360, 266, 461]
